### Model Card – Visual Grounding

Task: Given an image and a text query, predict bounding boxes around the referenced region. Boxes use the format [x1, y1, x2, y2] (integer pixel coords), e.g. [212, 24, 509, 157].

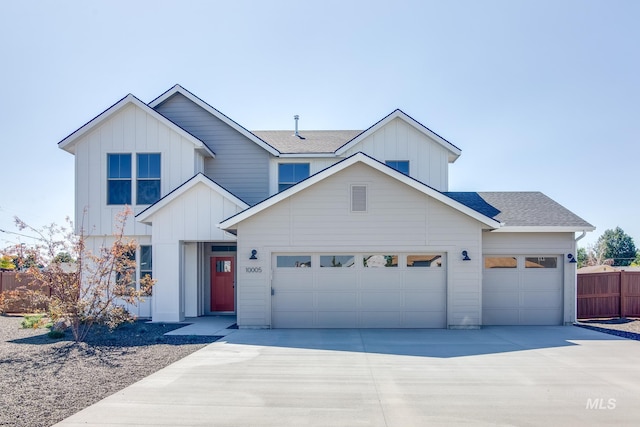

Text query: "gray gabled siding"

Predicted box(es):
[154, 93, 270, 205]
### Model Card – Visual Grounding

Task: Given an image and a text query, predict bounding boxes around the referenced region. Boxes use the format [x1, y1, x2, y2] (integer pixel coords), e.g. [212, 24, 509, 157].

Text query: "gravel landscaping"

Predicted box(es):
[0, 314, 221, 427]
[575, 317, 640, 341]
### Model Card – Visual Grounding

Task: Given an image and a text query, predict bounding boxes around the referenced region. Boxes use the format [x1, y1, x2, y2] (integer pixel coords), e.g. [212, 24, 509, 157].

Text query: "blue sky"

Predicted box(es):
[1, 0, 638, 249]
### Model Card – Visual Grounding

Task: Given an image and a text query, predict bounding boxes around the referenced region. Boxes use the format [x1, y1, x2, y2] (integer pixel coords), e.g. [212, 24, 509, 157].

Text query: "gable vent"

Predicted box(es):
[351, 185, 367, 212]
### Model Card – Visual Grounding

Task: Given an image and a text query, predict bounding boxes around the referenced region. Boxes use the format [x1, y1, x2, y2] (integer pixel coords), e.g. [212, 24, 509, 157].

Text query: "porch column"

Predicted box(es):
[152, 242, 183, 322]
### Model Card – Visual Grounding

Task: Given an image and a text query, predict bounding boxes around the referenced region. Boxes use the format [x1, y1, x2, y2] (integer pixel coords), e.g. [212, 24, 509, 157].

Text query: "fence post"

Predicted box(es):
[620, 270, 627, 318]
[0, 271, 3, 293]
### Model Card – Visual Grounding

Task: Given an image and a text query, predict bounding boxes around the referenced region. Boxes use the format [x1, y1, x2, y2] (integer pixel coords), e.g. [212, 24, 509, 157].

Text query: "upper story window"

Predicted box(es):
[137, 154, 161, 205]
[386, 160, 409, 175]
[278, 163, 309, 192]
[107, 154, 132, 205]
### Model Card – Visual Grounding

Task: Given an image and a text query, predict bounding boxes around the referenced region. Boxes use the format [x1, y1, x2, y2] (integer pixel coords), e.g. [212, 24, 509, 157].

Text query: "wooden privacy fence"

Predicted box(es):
[577, 271, 640, 319]
[0, 271, 50, 313]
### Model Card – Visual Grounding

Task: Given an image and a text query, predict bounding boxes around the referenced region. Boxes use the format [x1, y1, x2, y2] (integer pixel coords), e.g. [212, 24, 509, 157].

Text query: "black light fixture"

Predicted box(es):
[250, 249, 258, 260]
[462, 250, 471, 261]
[567, 253, 577, 263]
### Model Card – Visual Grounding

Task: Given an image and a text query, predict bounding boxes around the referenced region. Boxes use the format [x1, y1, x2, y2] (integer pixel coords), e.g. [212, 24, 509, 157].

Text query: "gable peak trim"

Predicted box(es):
[334, 109, 461, 162]
[57, 92, 214, 158]
[148, 84, 281, 156]
[219, 151, 500, 230]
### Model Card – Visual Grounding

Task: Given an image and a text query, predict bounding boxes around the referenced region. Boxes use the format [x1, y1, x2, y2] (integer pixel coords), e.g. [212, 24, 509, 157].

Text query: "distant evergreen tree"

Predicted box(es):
[595, 227, 637, 266]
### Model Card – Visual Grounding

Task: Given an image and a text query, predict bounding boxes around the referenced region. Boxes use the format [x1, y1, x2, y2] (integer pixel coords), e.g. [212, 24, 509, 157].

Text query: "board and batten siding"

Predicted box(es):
[73, 103, 202, 236]
[482, 232, 577, 324]
[234, 162, 484, 328]
[154, 93, 270, 206]
[341, 117, 451, 191]
[144, 182, 244, 322]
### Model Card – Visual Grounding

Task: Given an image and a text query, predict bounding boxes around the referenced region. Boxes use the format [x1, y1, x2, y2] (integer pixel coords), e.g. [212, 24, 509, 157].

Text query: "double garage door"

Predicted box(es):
[271, 253, 446, 328]
[483, 255, 564, 325]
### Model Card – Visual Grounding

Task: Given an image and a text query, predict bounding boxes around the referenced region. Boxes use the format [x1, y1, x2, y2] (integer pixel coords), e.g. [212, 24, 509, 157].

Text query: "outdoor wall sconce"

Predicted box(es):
[462, 250, 471, 261]
[249, 249, 258, 260]
[567, 253, 577, 263]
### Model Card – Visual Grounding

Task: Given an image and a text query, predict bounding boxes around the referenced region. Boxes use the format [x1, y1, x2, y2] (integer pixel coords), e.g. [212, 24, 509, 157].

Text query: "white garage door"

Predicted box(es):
[483, 255, 563, 325]
[272, 253, 446, 328]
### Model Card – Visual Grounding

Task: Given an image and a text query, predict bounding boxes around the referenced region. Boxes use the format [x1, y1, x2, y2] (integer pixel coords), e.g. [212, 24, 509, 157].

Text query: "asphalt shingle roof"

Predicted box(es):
[252, 130, 362, 154]
[445, 191, 594, 228]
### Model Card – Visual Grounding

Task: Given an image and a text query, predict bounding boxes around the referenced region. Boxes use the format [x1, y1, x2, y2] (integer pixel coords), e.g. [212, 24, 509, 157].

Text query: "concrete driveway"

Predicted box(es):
[55, 326, 640, 426]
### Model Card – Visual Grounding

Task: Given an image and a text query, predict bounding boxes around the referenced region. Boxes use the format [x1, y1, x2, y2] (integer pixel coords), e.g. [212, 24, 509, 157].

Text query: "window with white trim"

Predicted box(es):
[140, 245, 153, 295]
[386, 160, 409, 175]
[107, 154, 132, 205]
[278, 163, 309, 192]
[137, 153, 161, 205]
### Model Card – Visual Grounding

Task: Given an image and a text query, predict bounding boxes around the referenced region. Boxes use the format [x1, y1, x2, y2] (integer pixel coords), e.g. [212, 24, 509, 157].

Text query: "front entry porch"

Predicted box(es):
[182, 242, 238, 319]
[164, 315, 237, 337]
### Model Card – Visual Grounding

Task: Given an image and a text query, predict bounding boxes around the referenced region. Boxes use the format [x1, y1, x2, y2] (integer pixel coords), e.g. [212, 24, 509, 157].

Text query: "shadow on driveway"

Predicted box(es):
[219, 325, 625, 358]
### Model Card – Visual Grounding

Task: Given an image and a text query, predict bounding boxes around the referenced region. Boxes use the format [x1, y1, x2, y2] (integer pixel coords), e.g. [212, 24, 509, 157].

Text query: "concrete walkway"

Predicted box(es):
[55, 326, 640, 426]
[163, 315, 237, 337]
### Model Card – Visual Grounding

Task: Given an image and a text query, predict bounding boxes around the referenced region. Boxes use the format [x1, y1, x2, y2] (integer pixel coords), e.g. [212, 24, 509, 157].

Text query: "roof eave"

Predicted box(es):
[220, 152, 500, 231]
[149, 84, 281, 156]
[334, 109, 462, 161]
[491, 226, 597, 233]
[136, 173, 249, 225]
[57, 93, 214, 158]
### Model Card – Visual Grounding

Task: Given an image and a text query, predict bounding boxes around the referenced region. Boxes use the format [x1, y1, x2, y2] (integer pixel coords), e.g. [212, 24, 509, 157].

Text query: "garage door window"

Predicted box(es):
[485, 257, 518, 269]
[363, 255, 398, 268]
[277, 255, 311, 268]
[320, 255, 355, 268]
[525, 257, 557, 268]
[407, 255, 443, 267]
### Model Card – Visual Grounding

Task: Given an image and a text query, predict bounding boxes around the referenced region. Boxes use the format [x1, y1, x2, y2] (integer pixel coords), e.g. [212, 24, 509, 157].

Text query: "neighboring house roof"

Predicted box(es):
[252, 130, 362, 154]
[148, 84, 281, 156]
[618, 266, 640, 272]
[219, 152, 501, 230]
[577, 265, 619, 274]
[445, 191, 595, 232]
[58, 94, 215, 158]
[137, 173, 249, 225]
[334, 109, 462, 162]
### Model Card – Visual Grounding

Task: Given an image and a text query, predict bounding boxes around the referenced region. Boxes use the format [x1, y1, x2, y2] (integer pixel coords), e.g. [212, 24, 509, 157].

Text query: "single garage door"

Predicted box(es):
[483, 255, 563, 325]
[272, 253, 446, 328]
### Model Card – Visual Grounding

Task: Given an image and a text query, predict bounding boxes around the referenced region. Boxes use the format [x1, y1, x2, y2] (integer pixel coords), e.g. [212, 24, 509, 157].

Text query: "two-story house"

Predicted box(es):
[58, 85, 594, 328]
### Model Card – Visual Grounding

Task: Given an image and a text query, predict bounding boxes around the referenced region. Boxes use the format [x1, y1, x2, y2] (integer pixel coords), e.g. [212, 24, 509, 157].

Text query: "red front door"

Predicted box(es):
[210, 257, 235, 312]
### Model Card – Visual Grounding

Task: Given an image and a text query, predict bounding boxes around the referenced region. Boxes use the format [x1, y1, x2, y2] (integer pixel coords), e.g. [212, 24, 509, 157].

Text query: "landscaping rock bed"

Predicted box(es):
[575, 317, 640, 341]
[0, 315, 220, 427]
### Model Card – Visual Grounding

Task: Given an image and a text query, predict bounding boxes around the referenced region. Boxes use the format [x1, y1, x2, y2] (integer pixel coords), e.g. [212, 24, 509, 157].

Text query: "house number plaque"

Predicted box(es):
[245, 267, 263, 273]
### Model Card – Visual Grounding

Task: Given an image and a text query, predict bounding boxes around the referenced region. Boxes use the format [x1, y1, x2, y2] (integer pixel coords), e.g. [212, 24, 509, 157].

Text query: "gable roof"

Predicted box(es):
[445, 191, 595, 232]
[219, 152, 501, 230]
[58, 94, 215, 158]
[149, 84, 280, 156]
[252, 130, 362, 154]
[136, 173, 249, 225]
[334, 109, 462, 162]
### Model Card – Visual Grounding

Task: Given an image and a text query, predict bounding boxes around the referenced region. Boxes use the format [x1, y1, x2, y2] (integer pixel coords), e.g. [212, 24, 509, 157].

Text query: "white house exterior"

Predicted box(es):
[59, 85, 594, 328]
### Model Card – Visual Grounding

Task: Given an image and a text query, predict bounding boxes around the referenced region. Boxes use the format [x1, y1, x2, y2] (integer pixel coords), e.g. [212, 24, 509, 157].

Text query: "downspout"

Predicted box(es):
[573, 231, 587, 322]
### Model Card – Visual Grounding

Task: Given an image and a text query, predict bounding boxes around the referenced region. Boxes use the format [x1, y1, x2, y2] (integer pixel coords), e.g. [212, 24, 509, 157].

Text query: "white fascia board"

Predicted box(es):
[278, 153, 339, 158]
[58, 94, 215, 158]
[491, 226, 597, 233]
[219, 152, 500, 230]
[334, 109, 462, 162]
[136, 173, 249, 225]
[149, 84, 281, 156]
